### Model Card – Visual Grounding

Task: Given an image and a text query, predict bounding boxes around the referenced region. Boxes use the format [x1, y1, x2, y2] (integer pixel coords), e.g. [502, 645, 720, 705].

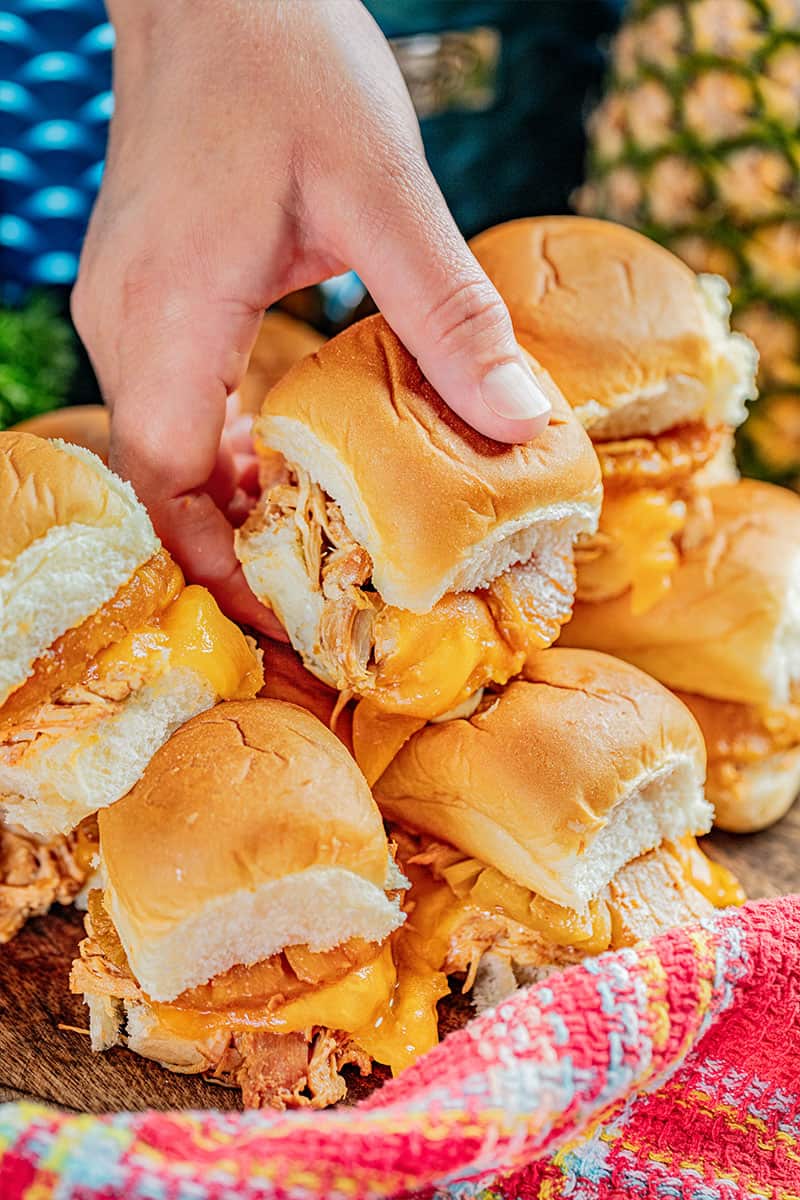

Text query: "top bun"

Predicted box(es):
[99, 699, 403, 1001]
[560, 480, 800, 708]
[374, 648, 710, 909]
[0, 432, 158, 706]
[252, 315, 601, 612]
[470, 217, 757, 439]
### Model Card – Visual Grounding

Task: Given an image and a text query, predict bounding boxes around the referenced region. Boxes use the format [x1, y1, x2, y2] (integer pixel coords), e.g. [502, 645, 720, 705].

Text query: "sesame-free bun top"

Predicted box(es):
[560, 481, 800, 708]
[99, 699, 404, 1001]
[251, 315, 602, 612]
[374, 648, 710, 909]
[470, 217, 757, 439]
[0, 432, 158, 706]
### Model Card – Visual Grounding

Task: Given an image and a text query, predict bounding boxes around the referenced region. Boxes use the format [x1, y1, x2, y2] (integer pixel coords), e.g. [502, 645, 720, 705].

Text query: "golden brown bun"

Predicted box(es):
[470, 217, 756, 438]
[258, 637, 353, 754]
[251, 314, 602, 612]
[237, 312, 325, 415]
[705, 747, 800, 833]
[0, 432, 158, 706]
[101, 698, 387, 906]
[100, 699, 402, 1000]
[0, 431, 148, 570]
[561, 480, 800, 707]
[375, 648, 710, 908]
[12, 406, 110, 462]
[673, 689, 800, 833]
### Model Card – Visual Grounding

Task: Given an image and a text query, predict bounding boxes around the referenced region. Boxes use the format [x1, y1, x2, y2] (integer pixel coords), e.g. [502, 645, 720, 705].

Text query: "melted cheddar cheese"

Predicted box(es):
[577, 491, 686, 616]
[352, 702, 427, 787]
[1, 548, 183, 723]
[151, 944, 397, 1041]
[353, 943, 449, 1075]
[91, 585, 263, 699]
[401, 837, 743, 975]
[147, 937, 445, 1077]
[673, 835, 746, 908]
[370, 593, 524, 719]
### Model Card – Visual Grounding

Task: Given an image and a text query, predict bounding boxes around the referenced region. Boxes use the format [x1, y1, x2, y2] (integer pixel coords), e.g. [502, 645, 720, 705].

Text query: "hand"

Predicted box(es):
[72, 0, 551, 635]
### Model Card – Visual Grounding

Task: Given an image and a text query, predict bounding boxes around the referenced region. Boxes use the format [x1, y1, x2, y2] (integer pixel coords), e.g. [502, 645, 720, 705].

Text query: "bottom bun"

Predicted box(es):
[0, 667, 215, 837]
[709, 746, 800, 833]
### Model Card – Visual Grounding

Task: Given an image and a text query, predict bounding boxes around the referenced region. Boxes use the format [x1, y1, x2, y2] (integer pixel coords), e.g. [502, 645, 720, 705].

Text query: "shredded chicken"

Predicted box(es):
[445, 912, 565, 989]
[2, 689, 121, 750]
[595, 423, 728, 494]
[221, 1028, 370, 1110]
[70, 892, 376, 1110]
[257, 464, 573, 702]
[0, 816, 97, 941]
[0, 660, 152, 764]
[573, 425, 727, 609]
[484, 543, 576, 657]
[0, 548, 180, 729]
[401, 833, 717, 995]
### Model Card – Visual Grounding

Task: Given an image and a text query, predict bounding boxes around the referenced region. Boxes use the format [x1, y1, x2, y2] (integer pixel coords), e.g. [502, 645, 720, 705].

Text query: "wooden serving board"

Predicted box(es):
[1, 816, 797, 1114]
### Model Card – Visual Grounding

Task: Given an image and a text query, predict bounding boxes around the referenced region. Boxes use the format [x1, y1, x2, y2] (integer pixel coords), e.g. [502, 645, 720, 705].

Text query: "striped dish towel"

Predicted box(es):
[1, 897, 798, 1199]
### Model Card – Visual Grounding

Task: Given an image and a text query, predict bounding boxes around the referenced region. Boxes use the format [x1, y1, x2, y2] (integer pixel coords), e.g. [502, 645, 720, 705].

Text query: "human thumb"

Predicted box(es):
[335, 158, 551, 444]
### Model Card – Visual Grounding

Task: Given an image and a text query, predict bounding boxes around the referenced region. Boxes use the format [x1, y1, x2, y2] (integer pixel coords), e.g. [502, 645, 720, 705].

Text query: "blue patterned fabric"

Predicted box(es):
[1, 1, 110, 293]
[0, 1, 623, 297]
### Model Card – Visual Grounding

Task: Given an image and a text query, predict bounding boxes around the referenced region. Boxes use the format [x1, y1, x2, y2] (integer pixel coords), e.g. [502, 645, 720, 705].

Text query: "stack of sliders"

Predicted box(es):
[14, 287, 751, 1113]
[0, 432, 263, 940]
[363, 649, 743, 1009]
[471, 216, 757, 616]
[562, 481, 800, 833]
[472, 218, 800, 833]
[228, 313, 745, 1032]
[235, 314, 603, 723]
[71, 699, 447, 1109]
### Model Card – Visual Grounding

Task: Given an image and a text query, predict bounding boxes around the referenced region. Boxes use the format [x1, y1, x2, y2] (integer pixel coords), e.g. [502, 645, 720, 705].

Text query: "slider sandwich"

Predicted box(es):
[562, 481, 800, 833]
[0, 433, 262, 935]
[236, 315, 602, 720]
[365, 649, 743, 1005]
[471, 216, 757, 615]
[71, 700, 447, 1109]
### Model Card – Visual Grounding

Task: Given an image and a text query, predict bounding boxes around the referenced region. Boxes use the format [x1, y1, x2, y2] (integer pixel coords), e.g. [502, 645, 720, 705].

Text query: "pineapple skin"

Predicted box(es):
[577, 0, 800, 485]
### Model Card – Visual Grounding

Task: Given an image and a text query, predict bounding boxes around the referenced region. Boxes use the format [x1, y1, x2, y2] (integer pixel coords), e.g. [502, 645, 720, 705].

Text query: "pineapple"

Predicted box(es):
[577, 0, 800, 485]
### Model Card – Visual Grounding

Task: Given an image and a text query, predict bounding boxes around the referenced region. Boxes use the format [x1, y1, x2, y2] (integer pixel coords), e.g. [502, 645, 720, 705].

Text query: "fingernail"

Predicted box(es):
[481, 361, 551, 421]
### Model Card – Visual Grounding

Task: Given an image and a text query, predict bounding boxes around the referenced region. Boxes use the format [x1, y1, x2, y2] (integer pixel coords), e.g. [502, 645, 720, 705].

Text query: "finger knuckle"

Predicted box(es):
[110, 417, 177, 498]
[426, 276, 514, 360]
